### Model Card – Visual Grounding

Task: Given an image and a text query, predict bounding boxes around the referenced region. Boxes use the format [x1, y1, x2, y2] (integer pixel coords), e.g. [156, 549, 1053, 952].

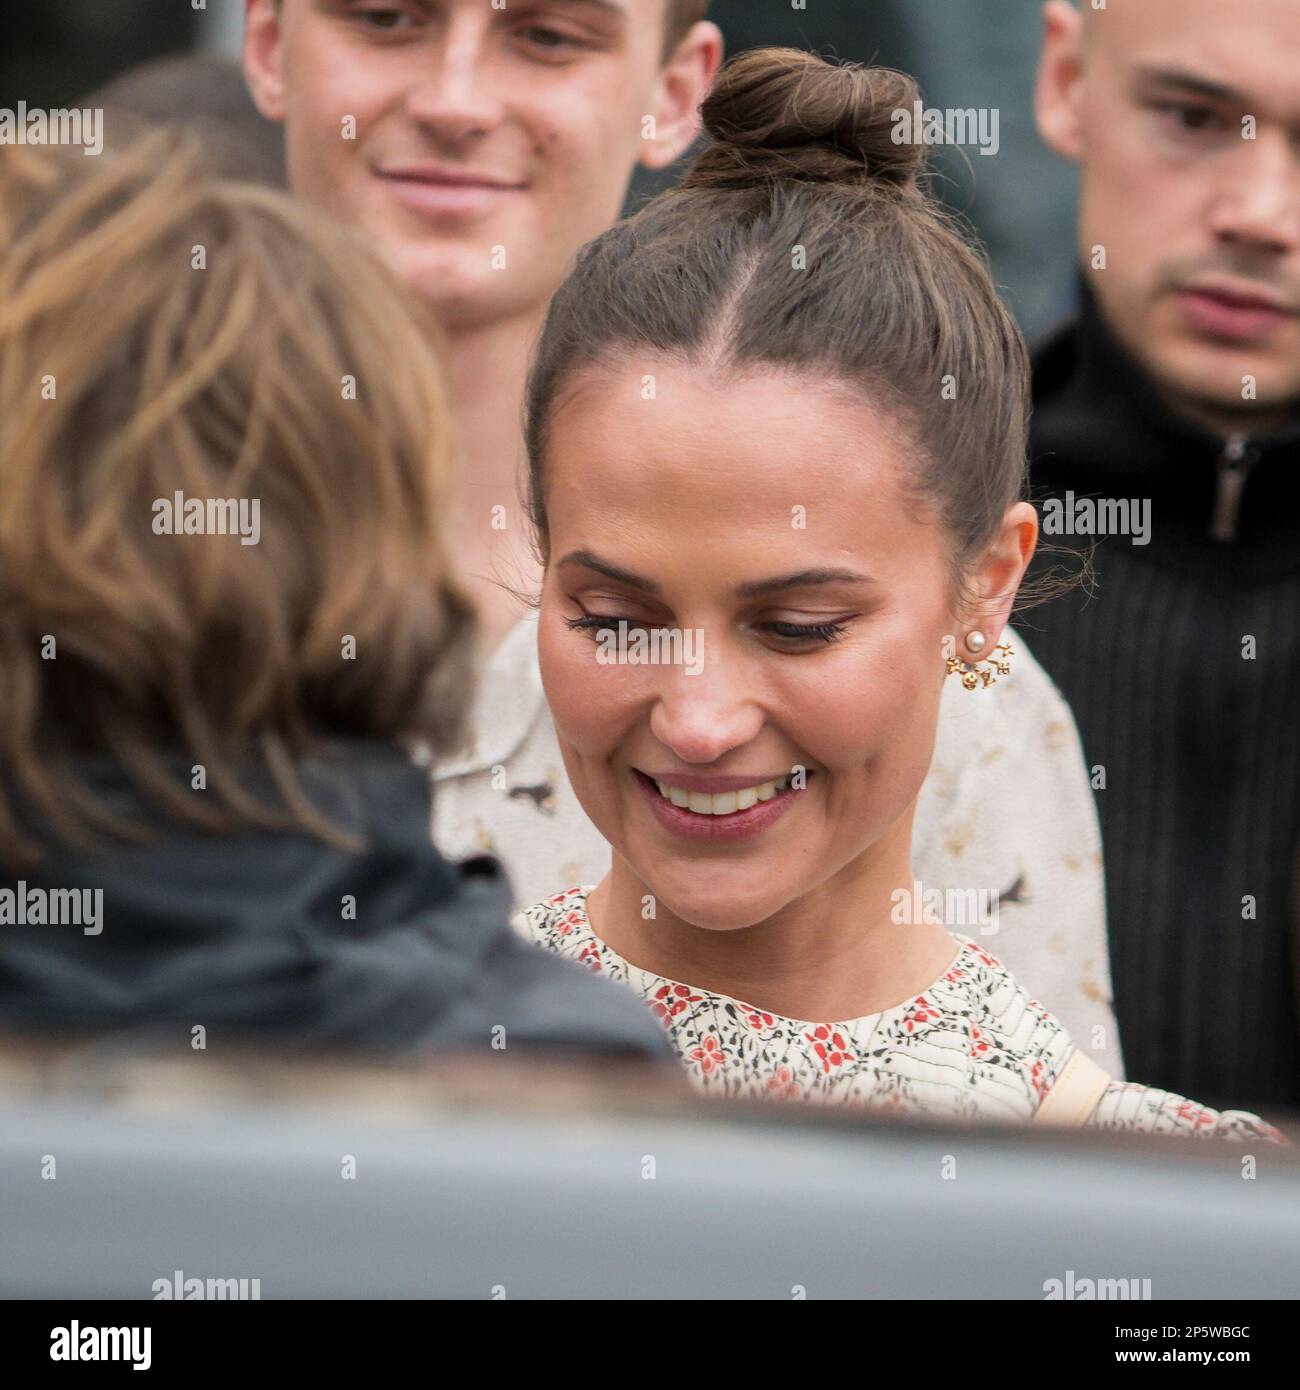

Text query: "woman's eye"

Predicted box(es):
[564, 613, 652, 641]
[761, 620, 849, 646]
[564, 614, 849, 648]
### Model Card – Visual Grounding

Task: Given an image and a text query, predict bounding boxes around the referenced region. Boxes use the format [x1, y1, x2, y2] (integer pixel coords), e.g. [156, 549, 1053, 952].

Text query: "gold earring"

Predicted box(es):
[946, 639, 1014, 690]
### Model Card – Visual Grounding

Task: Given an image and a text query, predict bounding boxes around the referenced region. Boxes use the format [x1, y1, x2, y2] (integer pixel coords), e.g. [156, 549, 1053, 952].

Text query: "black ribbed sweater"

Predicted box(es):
[1026, 292, 1300, 1112]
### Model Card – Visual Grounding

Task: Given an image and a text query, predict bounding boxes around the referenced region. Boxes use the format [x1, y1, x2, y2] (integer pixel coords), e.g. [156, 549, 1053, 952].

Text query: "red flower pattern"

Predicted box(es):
[902, 996, 941, 1034]
[803, 1024, 855, 1073]
[739, 1003, 777, 1034]
[515, 888, 1284, 1144]
[766, 1065, 800, 1102]
[650, 981, 703, 1022]
[690, 1035, 725, 1076]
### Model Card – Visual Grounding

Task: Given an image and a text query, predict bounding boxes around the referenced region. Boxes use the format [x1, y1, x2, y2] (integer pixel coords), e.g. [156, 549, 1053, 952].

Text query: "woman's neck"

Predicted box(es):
[585, 814, 959, 1024]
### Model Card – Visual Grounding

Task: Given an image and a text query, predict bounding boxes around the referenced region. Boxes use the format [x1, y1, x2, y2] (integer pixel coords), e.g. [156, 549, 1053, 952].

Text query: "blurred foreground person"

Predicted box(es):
[511, 48, 1284, 1141]
[0, 135, 672, 1066]
[1031, 0, 1300, 1109]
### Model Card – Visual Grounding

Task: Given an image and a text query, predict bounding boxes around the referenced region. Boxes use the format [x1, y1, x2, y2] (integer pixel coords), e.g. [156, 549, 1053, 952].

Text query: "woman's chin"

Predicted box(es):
[632, 872, 790, 933]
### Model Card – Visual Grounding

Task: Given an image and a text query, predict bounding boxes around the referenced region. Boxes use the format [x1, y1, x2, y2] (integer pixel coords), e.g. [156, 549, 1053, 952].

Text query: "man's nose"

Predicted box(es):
[404, 17, 505, 142]
[1208, 133, 1300, 257]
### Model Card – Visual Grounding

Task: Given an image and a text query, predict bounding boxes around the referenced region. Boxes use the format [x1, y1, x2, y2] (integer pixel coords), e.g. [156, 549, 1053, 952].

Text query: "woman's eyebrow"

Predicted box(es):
[734, 568, 874, 598]
[556, 552, 873, 599]
[556, 550, 661, 594]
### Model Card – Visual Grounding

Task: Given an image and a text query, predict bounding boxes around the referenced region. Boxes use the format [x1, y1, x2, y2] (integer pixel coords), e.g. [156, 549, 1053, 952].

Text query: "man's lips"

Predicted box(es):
[376, 165, 526, 190]
[374, 166, 527, 219]
[1178, 280, 1298, 342]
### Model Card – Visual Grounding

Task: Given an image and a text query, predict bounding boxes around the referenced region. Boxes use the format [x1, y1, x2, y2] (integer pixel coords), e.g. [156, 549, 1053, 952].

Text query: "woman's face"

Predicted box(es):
[539, 362, 974, 931]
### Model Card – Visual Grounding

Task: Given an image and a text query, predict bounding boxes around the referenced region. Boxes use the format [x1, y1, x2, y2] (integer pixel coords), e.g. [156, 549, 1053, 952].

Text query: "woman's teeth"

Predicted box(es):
[653, 776, 793, 816]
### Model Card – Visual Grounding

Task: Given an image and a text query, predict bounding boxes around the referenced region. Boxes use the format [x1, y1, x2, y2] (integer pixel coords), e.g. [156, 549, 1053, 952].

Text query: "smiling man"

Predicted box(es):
[1028, 0, 1300, 1109]
[244, 0, 722, 648]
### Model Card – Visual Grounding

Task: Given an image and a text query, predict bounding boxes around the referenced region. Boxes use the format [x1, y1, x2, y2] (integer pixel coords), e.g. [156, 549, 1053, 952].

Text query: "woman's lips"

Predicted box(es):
[1179, 286, 1296, 343]
[631, 768, 808, 843]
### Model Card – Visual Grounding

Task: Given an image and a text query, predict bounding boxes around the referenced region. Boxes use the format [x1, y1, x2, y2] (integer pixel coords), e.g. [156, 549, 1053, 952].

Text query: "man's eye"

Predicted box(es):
[517, 25, 583, 52]
[1160, 103, 1226, 135]
[355, 8, 414, 30]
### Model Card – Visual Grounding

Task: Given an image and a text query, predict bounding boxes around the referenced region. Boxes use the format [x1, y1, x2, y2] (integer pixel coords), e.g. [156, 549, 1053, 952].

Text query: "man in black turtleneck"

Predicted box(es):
[1026, 0, 1300, 1111]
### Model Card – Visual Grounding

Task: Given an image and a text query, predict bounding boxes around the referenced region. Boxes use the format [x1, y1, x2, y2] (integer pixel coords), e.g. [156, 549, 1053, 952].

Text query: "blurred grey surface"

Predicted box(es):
[4, 1088, 1297, 1299]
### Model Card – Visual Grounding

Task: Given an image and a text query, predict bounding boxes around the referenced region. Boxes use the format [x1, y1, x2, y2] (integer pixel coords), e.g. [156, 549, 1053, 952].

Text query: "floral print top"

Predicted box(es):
[512, 887, 1286, 1143]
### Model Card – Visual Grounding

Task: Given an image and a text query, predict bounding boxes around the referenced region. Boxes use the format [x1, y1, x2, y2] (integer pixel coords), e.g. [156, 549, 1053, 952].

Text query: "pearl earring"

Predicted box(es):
[945, 632, 1015, 690]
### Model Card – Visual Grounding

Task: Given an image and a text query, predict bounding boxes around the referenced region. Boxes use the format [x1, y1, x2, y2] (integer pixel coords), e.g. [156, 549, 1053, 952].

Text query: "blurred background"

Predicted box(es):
[0, 0, 1080, 341]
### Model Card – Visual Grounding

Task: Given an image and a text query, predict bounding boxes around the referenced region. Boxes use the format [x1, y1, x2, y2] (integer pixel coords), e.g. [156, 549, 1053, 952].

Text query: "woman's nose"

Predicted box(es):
[647, 657, 766, 765]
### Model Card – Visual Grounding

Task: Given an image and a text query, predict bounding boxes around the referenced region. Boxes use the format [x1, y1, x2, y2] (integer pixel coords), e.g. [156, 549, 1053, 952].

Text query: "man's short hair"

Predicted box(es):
[666, 1, 712, 56]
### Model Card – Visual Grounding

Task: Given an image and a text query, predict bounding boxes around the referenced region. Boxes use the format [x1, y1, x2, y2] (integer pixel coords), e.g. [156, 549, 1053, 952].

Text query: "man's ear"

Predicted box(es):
[958, 502, 1039, 647]
[639, 22, 724, 172]
[244, 0, 287, 123]
[1035, 0, 1087, 163]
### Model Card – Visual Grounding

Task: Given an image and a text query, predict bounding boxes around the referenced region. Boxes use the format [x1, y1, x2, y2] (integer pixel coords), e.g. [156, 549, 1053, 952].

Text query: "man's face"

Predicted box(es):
[245, 1, 714, 330]
[1038, 0, 1300, 428]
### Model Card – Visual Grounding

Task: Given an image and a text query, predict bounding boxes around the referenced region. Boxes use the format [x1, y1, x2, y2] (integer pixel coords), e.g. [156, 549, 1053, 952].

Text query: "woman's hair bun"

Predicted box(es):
[682, 47, 925, 193]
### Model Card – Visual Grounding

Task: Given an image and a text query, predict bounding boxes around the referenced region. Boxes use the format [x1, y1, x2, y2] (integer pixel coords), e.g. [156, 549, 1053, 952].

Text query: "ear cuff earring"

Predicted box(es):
[946, 631, 1014, 690]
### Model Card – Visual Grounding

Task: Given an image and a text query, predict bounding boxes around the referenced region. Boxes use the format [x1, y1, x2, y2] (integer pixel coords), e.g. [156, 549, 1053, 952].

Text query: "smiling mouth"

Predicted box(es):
[633, 769, 814, 817]
[374, 166, 525, 190]
[372, 168, 527, 221]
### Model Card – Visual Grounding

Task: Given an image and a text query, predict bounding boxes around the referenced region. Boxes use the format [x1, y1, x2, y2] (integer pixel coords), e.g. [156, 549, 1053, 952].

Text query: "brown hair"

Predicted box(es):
[665, 1, 712, 57]
[0, 131, 476, 870]
[525, 47, 1039, 603]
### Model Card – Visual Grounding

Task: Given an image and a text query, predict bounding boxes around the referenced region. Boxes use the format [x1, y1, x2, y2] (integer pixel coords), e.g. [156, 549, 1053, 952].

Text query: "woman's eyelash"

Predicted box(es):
[563, 614, 848, 645]
[767, 620, 847, 644]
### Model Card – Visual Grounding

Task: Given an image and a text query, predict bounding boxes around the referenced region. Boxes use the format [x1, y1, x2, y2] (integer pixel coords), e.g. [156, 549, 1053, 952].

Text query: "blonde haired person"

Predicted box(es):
[0, 133, 670, 1064]
[508, 49, 1287, 1141]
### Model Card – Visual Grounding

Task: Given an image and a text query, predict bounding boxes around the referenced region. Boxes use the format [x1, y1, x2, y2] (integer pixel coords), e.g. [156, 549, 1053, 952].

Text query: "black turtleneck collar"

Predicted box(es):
[1030, 281, 1300, 583]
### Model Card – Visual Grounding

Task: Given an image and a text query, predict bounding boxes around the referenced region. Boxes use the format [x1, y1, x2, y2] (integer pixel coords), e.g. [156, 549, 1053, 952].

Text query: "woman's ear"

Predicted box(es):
[956, 502, 1038, 652]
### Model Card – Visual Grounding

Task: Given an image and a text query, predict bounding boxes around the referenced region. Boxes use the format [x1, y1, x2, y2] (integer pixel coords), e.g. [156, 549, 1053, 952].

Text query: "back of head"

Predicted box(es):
[0, 132, 475, 870]
[526, 47, 1030, 595]
[87, 54, 287, 187]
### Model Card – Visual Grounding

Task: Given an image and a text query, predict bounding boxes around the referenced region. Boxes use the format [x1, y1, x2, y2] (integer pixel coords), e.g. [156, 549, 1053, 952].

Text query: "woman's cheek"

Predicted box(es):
[539, 626, 634, 757]
[798, 640, 941, 788]
[538, 623, 590, 746]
